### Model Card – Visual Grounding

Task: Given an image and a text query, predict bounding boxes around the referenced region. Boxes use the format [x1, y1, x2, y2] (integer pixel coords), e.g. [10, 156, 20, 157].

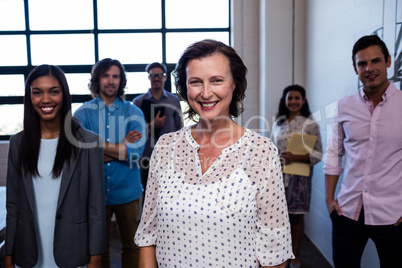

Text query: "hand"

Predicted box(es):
[150, 111, 166, 129]
[124, 130, 142, 144]
[326, 198, 342, 216]
[87, 255, 102, 268]
[395, 216, 402, 226]
[103, 154, 114, 163]
[3, 255, 14, 268]
[279, 152, 294, 166]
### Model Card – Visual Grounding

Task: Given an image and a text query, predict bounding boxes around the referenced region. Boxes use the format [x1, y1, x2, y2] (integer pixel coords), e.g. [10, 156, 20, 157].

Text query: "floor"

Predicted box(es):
[296, 235, 333, 268]
[109, 221, 333, 268]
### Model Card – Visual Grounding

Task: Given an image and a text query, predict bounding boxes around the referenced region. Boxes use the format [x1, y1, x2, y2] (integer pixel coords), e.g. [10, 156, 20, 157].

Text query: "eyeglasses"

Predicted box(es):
[148, 73, 165, 79]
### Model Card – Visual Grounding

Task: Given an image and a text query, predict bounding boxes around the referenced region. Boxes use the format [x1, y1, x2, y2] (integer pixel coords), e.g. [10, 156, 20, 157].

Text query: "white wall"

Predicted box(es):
[232, 0, 401, 267]
[232, 0, 307, 134]
[231, 0, 261, 132]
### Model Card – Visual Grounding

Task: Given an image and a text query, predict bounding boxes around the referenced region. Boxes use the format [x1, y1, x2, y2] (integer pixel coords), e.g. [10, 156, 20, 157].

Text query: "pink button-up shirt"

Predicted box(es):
[323, 82, 402, 225]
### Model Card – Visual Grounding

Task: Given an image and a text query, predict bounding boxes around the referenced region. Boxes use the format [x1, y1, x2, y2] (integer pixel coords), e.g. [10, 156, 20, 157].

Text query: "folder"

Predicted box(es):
[282, 133, 317, 176]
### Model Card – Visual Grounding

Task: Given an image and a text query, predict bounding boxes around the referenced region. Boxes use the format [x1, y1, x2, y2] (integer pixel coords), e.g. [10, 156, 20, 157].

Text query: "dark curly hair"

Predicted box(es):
[275, 84, 311, 125]
[173, 39, 247, 122]
[89, 58, 127, 99]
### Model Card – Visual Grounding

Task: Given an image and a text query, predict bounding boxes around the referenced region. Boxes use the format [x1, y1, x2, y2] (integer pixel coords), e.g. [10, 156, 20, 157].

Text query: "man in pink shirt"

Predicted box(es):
[323, 35, 402, 267]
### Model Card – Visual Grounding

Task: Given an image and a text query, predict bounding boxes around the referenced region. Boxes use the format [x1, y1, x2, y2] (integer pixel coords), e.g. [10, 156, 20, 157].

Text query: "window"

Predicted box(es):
[0, 0, 231, 139]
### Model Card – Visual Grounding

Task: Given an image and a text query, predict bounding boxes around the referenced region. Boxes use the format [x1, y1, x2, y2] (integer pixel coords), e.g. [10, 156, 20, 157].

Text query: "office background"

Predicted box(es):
[1, 1, 401, 267]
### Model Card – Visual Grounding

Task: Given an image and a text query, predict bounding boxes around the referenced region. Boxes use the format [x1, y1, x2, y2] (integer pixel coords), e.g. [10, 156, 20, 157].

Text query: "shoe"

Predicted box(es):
[289, 261, 301, 268]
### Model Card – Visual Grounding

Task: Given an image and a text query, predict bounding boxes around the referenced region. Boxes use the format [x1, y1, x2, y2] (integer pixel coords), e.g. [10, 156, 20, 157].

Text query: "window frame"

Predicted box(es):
[0, 0, 231, 140]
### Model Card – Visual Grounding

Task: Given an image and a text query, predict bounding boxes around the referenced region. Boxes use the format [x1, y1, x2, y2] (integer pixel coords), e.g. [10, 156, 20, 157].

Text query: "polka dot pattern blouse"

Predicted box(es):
[135, 126, 294, 267]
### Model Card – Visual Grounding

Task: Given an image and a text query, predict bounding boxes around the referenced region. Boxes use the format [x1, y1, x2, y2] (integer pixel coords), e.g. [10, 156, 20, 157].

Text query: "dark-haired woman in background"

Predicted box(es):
[271, 85, 322, 268]
[4, 65, 105, 268]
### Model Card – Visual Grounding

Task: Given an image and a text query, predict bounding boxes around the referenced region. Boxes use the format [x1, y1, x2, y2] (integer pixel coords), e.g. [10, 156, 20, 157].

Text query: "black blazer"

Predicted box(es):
[5, 126, 106, 268]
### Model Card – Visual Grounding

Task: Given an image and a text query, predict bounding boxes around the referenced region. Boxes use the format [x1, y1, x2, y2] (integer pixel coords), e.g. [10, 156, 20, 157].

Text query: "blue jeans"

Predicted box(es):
[330, 209, 402, 268]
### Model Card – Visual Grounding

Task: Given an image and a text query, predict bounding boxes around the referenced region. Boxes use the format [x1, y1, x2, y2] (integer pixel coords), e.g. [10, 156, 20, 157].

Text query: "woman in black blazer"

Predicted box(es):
[4, 65, 106, 268]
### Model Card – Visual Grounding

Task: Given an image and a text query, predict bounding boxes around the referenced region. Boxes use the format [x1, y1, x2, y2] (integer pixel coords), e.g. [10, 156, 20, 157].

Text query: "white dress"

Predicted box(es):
[135, 126, 294, 267]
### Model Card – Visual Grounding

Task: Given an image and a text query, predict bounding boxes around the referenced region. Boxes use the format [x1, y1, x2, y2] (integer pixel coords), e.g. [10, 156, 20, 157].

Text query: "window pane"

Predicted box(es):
[180, 101, 194, 127]
[0, 35, 27, 66]
[31, 34, 95, 65]
[65, 73, 91, 95]
[98, 0, 161, 29]
[166, 32, 229, 63]
[126, 72, 150, 96]
[99, 33, 162, 64]
[0, 75, 25, 96]
[0, 0, 25, 30]
[0, 105, 23, 135]
[170, 73, 176, 94]
[72, 102, 83, 115]
[166, 0, 229, 29]
[29, 0, 93, 30]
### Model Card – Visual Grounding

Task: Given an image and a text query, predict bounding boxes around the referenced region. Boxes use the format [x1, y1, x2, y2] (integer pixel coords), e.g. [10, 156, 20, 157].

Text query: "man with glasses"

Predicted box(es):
[133, 62, 183, 194]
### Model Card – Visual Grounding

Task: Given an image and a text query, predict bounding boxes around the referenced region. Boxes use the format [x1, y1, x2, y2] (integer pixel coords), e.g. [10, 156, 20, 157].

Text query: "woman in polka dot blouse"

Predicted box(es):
[270, 85, 322, 268]
[135, 39, 294, 268]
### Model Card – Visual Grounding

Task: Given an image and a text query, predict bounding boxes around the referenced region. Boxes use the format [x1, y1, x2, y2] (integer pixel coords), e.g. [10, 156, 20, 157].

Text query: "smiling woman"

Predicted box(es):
[135, 40, 293, 268]
[270, 85, 323, 268]
[4, 65, 106, 268]
[30, 76, 63, 133]
[186, 53, 236, 122]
